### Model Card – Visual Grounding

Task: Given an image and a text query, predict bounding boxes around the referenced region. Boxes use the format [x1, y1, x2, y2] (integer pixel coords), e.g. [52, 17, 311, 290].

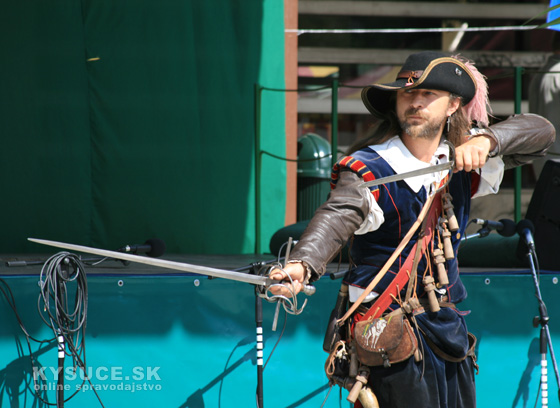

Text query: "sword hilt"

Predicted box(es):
[282, 236, 316, 296]
[264, 281, 315, 297]
[302, 284, 316, 296]
[261, 279, 315, 316]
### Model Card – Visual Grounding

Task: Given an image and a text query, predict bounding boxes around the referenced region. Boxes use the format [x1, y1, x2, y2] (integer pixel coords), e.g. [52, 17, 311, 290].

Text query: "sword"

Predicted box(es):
[362, 161, 454, 188]
[28, 238, 316, 296]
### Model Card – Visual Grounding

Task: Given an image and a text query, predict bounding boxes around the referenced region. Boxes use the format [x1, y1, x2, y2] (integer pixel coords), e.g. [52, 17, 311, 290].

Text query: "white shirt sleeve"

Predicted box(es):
[354, 191, 385, 235]
[472, 156, 505, 198]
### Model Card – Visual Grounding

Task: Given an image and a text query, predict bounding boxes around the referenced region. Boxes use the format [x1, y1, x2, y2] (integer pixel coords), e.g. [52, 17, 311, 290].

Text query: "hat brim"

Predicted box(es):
[361, 57, 476, 117]
[361, 83, 405, 118]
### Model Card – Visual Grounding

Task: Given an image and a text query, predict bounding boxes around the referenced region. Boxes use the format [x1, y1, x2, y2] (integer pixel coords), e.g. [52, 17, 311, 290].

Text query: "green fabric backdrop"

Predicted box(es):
[0, 0, 286, 255]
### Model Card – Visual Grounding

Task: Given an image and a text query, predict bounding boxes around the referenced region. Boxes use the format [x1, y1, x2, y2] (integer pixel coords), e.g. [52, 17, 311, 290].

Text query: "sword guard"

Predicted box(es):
[262, 264, 314, 315]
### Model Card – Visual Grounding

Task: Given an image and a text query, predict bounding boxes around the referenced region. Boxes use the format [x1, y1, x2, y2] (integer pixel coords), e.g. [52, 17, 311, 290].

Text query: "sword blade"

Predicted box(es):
[28, 238, 271, 287]
[362, 161, 453, 188]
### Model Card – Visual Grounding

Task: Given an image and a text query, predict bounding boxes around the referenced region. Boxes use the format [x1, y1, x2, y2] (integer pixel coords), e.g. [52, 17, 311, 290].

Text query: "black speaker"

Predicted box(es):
[517, 160, 560, 270]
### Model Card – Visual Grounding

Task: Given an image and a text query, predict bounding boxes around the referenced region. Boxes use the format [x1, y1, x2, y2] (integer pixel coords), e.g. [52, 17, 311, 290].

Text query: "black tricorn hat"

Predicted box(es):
[362, 51, 477, 117]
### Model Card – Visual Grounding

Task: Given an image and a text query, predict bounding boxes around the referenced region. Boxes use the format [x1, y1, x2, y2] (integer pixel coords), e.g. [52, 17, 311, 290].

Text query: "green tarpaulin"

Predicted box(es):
[0, 0, 286, 255]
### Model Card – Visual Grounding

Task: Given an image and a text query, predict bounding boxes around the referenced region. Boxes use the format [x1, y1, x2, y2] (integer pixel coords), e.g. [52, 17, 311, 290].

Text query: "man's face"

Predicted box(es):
[396, 88, 459, 140]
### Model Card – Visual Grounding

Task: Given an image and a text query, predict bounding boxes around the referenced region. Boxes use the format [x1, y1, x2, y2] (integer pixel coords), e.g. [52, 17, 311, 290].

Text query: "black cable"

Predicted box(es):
[35, 251, 105, 407]
[0, 278, 50, 344]
[0, 277, 54, 406]
[37, 252, 88, 370]
[1, 253, 107, 407]
[261, 150, 333, 163]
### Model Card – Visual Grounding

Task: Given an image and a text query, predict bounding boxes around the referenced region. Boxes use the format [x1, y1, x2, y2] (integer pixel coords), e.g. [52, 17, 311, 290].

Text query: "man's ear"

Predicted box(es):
[447, 97, 461, 117]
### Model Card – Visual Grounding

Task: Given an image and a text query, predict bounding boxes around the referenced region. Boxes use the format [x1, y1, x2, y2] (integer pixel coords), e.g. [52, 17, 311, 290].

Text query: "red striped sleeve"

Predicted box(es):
[331, 156, 380, 201]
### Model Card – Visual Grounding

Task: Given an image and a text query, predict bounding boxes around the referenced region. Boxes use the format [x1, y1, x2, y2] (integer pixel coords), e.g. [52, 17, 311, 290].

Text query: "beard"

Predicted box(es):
[399, 108, 446, 140]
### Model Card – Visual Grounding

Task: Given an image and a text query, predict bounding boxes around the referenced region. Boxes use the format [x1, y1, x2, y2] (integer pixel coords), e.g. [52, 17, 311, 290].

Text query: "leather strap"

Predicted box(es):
[337, 190, 440, 325]
[361, 191, 442, 321]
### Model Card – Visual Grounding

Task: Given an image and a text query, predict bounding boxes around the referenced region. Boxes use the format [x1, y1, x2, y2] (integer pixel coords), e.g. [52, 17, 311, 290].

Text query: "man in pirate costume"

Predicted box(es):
[271, 51, 555, 407]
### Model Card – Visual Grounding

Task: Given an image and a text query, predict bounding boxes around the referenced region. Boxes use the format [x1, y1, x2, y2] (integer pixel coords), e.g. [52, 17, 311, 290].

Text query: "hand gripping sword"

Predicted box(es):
[28, 238, 316, 301]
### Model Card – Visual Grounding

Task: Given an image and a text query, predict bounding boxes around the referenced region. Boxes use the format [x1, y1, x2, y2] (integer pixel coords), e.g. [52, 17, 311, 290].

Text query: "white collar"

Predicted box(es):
[369, 136, 450, 193]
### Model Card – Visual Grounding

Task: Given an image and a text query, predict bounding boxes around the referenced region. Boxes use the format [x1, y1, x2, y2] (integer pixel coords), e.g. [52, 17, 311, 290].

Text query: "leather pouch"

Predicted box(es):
[353, 313, 418, 367]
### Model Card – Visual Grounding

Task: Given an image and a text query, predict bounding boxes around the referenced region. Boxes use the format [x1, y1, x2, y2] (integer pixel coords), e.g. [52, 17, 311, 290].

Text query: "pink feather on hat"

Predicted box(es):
[452, 54, 491, 127]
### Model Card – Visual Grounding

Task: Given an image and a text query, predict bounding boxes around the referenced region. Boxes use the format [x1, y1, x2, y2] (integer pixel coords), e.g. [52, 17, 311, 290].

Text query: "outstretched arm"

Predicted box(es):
[269, 170, 369, 294]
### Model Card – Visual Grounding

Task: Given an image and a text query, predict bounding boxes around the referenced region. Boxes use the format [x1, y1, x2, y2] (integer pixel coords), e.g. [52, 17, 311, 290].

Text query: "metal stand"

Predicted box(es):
[235, 253, 293, 408]
[234, 243, 301, 408]
[232, 261, 268, 408]
[255, 291, 264, 408]
[56, 331, 65, 408]
[522, 246, 560, 406]
[56, 260, 70, 408]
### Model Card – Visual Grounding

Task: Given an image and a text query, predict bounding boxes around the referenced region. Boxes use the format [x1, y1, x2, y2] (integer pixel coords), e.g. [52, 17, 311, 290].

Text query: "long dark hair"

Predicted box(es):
[447, 94, 471, 146]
